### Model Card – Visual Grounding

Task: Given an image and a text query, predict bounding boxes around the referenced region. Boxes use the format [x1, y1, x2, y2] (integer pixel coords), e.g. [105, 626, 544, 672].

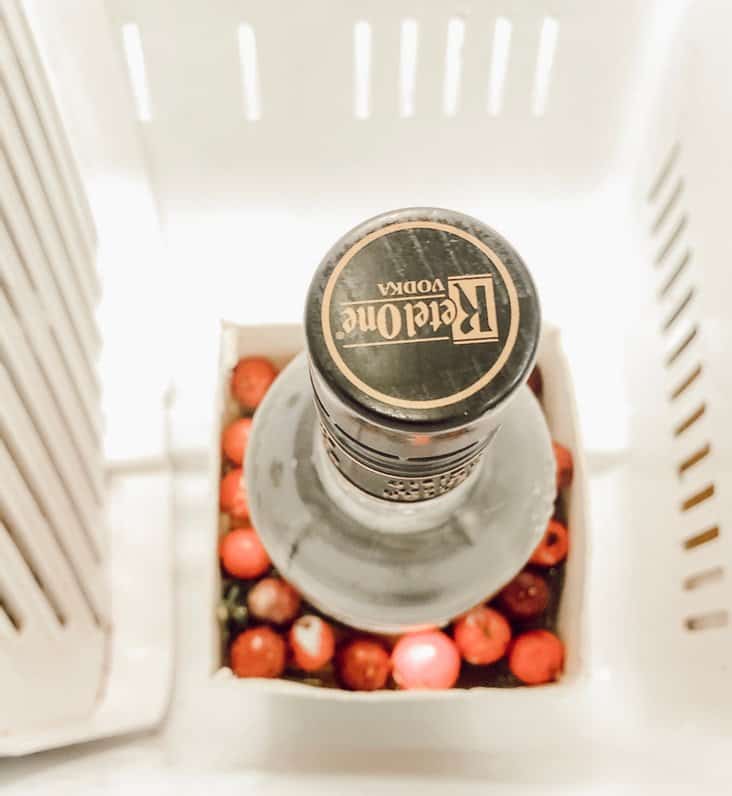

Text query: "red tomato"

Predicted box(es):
[231, 356, 278, 411]
[553, 441, 574, 491]
[509, 629, 564, 685]
[222, 417, 253, 466]
[219, 468, 249, 522]
[497, 570, 550, 621]
[530, 519, 569, 567]
[230, 626, 286, 678]
[219, 527, 270, 579]
[247, 578, 301, 625]
[289, 615, 335, 672]
[453, 605, 512, 665]
[392, 630, 461, 690]
[337, 639, 391, 691]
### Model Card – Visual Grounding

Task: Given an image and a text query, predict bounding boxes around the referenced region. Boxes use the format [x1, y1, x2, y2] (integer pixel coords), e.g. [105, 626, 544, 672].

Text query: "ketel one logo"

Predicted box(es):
[334, 274, 500, 348]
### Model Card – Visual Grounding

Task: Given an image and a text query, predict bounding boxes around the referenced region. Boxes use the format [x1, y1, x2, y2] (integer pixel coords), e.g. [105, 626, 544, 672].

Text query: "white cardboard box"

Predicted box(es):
[207, 321, 588, 704]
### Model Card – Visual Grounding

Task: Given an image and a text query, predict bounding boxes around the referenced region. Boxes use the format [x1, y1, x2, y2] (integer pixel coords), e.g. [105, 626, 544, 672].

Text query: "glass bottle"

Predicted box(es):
[247, 208, 555, 633]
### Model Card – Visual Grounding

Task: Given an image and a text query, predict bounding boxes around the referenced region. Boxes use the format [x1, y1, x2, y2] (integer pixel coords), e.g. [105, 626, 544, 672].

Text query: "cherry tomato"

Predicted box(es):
[247, 577, 301, 625]
[509, 629, 564, 685]
[530, 519, 569, 567]
[222, 417, 253, 466]
[553, 441, 574, 491]
[219, 527, 270, 579]
[337, 639, 391, 691]
[231, 356, 278, 411]
[230, 626, 286, 678]
[497, 570, 550, 621]
[453, 605, 511, 665]
[289, 615, 335, 672]
[392, 630, 461, 690]
[219, 467, 249, 522]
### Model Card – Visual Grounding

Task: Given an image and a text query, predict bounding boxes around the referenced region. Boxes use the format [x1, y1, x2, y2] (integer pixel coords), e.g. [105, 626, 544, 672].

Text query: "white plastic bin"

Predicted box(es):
[2, 0, 732, 790]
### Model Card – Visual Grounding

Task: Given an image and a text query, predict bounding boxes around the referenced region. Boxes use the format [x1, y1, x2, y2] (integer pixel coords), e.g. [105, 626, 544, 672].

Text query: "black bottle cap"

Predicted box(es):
[305, 208, 540, 500]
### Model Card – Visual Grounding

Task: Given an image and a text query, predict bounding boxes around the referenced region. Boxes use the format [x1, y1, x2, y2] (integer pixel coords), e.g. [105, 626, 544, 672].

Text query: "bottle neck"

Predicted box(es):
[310, 365, 502, 503]
[312, 421, 487, 534]
[318, 417, 490, 503]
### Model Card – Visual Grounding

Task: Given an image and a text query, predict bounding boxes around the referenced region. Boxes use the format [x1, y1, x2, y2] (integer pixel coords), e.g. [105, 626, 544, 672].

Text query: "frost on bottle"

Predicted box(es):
[247, 208, 556, 633]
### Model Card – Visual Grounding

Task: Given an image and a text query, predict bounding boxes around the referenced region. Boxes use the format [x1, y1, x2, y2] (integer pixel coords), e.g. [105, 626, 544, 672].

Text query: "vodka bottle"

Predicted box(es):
[247, 208, 555, 633]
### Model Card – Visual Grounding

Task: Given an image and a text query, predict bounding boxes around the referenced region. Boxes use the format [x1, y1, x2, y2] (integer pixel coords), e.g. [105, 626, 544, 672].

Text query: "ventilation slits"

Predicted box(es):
[665, 326, 698, 367]
[353, 20, 372, 119]
[662, 288, 694, 333]
[488, 17, 512, 116]
[685, 611, 728, 632]
[114, 15, 565, 122]
[1, 288, 102, 509]
[655, 215, 687, 267]
[0, 0, 109, 736]
[670, 363, 702, 400]
[680, 484, 715, 512]
[652, 178, 684, 234]
[0, 175, 101, 436]
[0, 20, 98, 309]
[237, 23, 261, 121]
[0, 1, 98, 292]
[683, 526, 719, 550]
[0, 90, 99, 357]
[648, 142, 680, 203]
[683, 566, 723, 591]
[678, 444, 711, 477]
[532, 17, 559, 116]
[442, 17, 465, 117]
[1, 209, 102, 484]
[658, 250, 691, 298]
[1, 367, 102, 566]
[399, 19, 418, 118]
[673, 404, 705, 437]
[0, 590, 22, 633]
[646, 147, 727, 637]
[0, 519, 65, 629]
[121, 22, 152, 122]
[0, 442, 100, 627]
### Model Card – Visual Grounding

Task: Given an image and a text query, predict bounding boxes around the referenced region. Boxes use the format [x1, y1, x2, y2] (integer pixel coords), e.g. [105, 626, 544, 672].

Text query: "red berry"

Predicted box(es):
[337, 639, 391, 691]
[509, 629, 564, 685]
[392, 630, 461, 690]
[219, 468, 249, 522]
[530, 519, 569, 567]
[289, 615, 335, 672]
[453, 606, 511, 665]
[497, 570, 550, 621]
[230, 626, 286, 678]
[219, 527, 270, 579]
[553, 441, 574, 491]
[231, 357, 278, 411]
[247, 578, 301, 625]
[222, 417, 253, 466]
[527, 365, 543, 398]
